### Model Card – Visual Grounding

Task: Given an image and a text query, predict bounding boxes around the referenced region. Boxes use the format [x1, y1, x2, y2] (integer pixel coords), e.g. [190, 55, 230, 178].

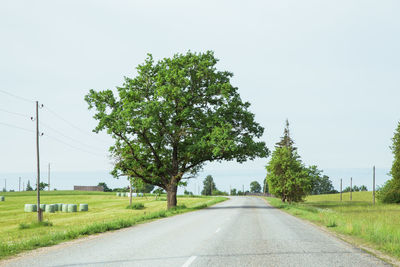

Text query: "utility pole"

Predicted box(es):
[4, 179, 6, 191]
[263, 178, 267, 195]
[19, 177, 21, 192]
[230, 185, 231, 195]
[35, 101, 42, 222]
[242, 184, 244, 195]
[23, 181, 25, 191]
[210, 181, 213, 196]
[129, 178, 133, 206]
[48, 163, 50, 191]
[373, 166, 376, 205]
[340, 179, 342, 201]
[350, 177, 352, 201]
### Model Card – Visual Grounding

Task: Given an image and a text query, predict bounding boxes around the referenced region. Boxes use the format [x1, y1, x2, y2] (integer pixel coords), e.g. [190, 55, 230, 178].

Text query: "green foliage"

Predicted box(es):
[19, 221, 53, 230]
[201, 175, 217, 195]
[34, 182, 48, 191]
[250, 181, 261, 193]
[184, 190, 193, 195]
[377, 179, 400, 203]
[97, 182, 112, 192]
[153, 187, 164, 195]
[342, 185, 368, 193]
[230, 188, 237, 195]
[85, 51, 268, 208]
[212, 189, 228, 196]
[130, 177, 154, 193]
[126, 203, 145, 210]
[307, 166, 337, 195]
[378, 122, 400, 203]
[26, 180, 33, 191]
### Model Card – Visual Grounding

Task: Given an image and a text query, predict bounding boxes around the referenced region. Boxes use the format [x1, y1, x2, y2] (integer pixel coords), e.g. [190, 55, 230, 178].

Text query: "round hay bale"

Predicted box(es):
[61, 204, 68, 212]
[39, 204, 46, 211]
[56, 203, 63, 211]
[24, 204, 37, 212]
[116, 192, 121, 197]
[45, 204, 55, 213]
[67, 204, 77, 213]
[79, 203, 88, 212]
[138, 193, 144, 197]
[0, 196, 4, 201]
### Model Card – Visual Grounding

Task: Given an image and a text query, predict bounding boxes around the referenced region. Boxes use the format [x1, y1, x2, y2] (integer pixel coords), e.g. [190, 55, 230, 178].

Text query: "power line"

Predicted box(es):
[40, 121, 105, 153]
[0, 108, 31, 118]
[0, 121, 34, 133]
[44, 134, 107, 158]
[0, 89, 34, 103]
[42, 105, 108, 142]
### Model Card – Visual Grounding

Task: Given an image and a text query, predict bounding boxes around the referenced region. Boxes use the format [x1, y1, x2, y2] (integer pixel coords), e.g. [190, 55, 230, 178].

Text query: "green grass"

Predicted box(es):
[0, 190, 226, 260]
[265, 191, 400, 260]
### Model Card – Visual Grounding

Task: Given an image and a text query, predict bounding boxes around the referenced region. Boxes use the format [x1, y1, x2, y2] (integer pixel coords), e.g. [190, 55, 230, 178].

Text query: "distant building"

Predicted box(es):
[74, 185, 104, 192]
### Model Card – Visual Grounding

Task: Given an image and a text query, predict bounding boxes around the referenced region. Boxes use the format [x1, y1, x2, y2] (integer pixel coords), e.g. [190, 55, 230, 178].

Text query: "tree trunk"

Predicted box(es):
[166, 184, 178, 209]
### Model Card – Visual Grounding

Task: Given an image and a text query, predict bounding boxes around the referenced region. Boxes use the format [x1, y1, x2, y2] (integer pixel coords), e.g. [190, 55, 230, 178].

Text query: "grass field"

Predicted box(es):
[266, 191, 400, 260]
[0, 190, 226, 260]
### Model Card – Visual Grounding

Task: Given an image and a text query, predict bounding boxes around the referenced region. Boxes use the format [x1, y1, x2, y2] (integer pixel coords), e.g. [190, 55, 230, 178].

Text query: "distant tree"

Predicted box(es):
[153, 187, 164, 195]
[2, 188, 6, 192]
[26, 180, 33, 191]
[201, 175, 217, 196]
[98, 182, 112, 192]
[250, 181, 261, 193]
[342, 186, 351, 193]
[237, 190, 244, 196]
[35, 182, 48, 191]
[353, 185, 360, 192]
[131, 178, 154, 193]
[184, 190, 193, 195]
[266, 121, 310, 202]
[307, 166, 336, 195]
[378, 121, 400, 203]
[230, 188, 237, 195]
[359, 185, 368, 191]
[262, 178, 269, 193]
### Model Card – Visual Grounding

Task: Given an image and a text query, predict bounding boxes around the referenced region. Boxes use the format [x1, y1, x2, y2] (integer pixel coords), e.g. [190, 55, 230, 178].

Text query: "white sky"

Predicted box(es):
[1, 0, 399, 191]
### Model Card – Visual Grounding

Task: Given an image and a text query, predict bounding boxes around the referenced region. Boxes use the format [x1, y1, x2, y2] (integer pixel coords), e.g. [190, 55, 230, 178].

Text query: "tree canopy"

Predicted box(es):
[201, 175, 217, 196]
[307, 166, 337, 195]
[266, 120, 310, 202]
[250, 181, 261, 193]
[85, 51, 268, 208]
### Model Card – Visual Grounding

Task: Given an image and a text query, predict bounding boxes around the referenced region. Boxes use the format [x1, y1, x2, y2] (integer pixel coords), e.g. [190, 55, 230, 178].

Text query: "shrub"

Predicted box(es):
[377, 179, 400, 203]
[126, 203, 145, 210]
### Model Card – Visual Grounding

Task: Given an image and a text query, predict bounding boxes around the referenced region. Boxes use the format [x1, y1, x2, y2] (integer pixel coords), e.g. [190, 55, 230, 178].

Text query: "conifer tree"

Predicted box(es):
[266, 120, 310, 202]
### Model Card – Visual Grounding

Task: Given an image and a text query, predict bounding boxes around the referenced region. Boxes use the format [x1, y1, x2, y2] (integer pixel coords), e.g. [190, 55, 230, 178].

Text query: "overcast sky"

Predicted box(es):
[1, 1, 399, 191]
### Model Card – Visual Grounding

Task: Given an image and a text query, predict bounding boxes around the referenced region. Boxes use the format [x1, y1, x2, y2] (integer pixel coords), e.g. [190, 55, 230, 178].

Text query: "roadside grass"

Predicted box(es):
[0, 191, 226, 260]
[265, 191, 400, 260]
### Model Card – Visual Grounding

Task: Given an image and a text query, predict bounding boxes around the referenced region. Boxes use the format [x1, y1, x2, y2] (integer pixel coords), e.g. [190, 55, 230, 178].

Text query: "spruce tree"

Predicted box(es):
[266, 120, 310, 202]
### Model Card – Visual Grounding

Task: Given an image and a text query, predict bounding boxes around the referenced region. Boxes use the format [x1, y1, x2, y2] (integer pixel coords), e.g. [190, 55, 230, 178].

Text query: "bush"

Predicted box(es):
[126, 203, 145, 210]
[377, 179, 400, 203]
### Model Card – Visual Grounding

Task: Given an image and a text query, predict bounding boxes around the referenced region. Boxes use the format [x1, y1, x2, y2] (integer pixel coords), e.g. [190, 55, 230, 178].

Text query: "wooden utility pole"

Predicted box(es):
[230, 185, 232, 195]
[23, 181, 24, 191]
[263, 178, 267, 195]
[340, 179, 342, 201]
[19, 177, 21, 192]
[35, 101, 42, 222]
[4, 179, 6, 191]
[48, 163, 50, 191]
[373, 166, 376, 205]
[210, 181, 213, 196]
[242, 184, 244, 195]
[129, 179, 133, 206]
[350, 177, 352, 201]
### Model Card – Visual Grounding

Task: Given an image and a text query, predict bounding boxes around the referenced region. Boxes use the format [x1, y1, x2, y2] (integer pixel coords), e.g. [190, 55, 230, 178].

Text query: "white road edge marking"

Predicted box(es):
[215, 227, 221, 233]
[182, 256, 197, 267]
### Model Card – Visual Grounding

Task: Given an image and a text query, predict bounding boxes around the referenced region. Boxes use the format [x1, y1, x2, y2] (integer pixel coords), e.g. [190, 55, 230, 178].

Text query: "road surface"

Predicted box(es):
[2, 196, 388, 267]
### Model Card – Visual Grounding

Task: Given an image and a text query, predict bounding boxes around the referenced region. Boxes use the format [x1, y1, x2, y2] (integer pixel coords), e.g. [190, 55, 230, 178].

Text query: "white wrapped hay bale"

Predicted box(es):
[61, 204, 68, 212]
[0, 196, 4, 201]
[132, 193, 137, 197]
[79, 203, 88, 212]
[39, 204, 46, 211]
[45, 204, 55, 213]
[116, 192, 121, 197]
[67, 204, 77, 212]
[55, 203, 63, 211]
[24, 204, 37, 212]
[139, 193, 144, 197]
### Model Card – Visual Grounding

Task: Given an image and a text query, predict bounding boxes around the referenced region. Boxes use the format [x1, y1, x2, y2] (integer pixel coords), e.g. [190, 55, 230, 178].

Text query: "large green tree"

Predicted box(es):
[307, 165, 336, 195]
[266, 120, 310, 202]
[85, 51, 268, 208]
[201, 175, 217, 196]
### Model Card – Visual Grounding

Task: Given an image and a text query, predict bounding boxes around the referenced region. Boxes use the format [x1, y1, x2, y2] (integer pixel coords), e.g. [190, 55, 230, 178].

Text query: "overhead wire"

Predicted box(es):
[0, 121, 34, 133]
[0, 108, 31, 118]
[0, 89, 35, 103]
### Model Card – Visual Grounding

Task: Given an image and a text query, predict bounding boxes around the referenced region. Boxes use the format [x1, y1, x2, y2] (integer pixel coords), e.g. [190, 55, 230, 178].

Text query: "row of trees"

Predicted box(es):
[266, 120, 337, 203]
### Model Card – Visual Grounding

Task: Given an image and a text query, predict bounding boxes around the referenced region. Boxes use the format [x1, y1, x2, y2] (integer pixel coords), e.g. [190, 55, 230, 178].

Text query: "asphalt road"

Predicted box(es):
[2, 197, 389, 267]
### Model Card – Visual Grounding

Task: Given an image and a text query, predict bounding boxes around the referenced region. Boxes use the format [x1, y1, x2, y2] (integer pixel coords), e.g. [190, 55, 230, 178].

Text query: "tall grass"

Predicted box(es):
[266, 192, 400, 260]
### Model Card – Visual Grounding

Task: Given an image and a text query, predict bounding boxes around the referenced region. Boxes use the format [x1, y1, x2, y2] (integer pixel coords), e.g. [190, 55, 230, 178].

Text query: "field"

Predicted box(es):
[266, 192, 400, 260]
[0, 190, 226, 260]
